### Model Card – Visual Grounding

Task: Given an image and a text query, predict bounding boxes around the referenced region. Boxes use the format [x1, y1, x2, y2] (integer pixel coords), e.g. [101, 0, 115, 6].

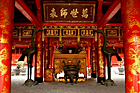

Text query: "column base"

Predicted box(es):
[97, 77, 105, 83]
[91, 73, 97, 78]
[23, 79, 38, 86]
[35, 77, 43, 83]
[103, 79, 116, 86]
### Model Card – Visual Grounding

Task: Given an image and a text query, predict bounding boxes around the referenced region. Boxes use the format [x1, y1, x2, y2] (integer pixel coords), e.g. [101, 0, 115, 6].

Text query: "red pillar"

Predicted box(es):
[50, 46, 54, 68]
[96, 1, 105, 83]
[121, 0, 140, 92]
[87, 46, 90, 68]
[97, 28, 105, 83]
[35, 7, 43, 83]
[44, 37, 50, 82]
[35, 30, 43, 83]
[0, 0, 15, 92]
[91, 38, 97, 78]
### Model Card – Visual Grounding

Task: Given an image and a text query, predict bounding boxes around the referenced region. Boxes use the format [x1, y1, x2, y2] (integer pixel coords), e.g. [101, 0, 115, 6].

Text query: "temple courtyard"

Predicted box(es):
[11, 67, 125, 93]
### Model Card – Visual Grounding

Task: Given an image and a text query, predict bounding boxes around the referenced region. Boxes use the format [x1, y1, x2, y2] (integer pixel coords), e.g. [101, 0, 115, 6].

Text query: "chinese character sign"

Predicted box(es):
[81, 8, 88, 18]
[70, 8, 79, 18]
[43, 3, 95, 23]
[50, 8, 58, 18]
[60, 8, 68, 18]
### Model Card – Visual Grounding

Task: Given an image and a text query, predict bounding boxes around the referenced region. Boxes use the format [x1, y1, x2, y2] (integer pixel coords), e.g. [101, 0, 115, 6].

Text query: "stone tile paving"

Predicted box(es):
[11, 72, 125, 93]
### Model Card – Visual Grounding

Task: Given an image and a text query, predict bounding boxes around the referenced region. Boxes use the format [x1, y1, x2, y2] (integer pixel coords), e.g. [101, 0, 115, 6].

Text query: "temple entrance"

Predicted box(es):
[2, 0, 140, 92]
[11, 25, 124, 84]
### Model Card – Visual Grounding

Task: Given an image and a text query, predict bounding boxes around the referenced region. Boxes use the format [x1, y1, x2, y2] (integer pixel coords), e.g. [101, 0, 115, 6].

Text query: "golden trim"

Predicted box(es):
[44, 20, 94, 23]
[42, 30, 44, 41]
[22, 29, 32, 36]
[118, 27, 121, 41]
[126, 86, 137, 93]
[43, 26, 97, 38]
[43, 25, 96, 29]
[95, 32, 97, 42]
[59, 29, 62, 41]
[44, 3, 95, 6]
[137, 80, 140, 84]
[13, 30, 18, 36]
[58, 78, 85, 82]
[0, 38, 9, 43]
[104, 26, 123, 37]
[77, 29, 80, 42]
[106, 29, 118, 36]
[19, 29, 21, 41]
[0, 48, 8, 76]
[0, 25, 5, 28]
[5, 75, 10, 82]
[53, 54, 87, 58]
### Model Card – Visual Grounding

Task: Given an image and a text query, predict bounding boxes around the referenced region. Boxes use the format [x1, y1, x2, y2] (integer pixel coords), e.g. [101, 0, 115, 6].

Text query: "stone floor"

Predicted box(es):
[11, 67, 125, 93]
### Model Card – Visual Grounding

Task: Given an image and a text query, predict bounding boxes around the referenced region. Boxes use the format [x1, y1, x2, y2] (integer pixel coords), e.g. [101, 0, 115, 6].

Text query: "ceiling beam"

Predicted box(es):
[43, 1, 97, 3]
[105, 23, 122, 26]
[14, 22, 99, 26]
[103, 1, 113, 5]
[35, 0, 42, 21]
[98, 0, 103, 9]
[98, 0, 121, 27]
[96, 0, 103, 24]
[35, 0, 41, 9]
[42, 23, 97, 26]
[15, 0, 41, 27]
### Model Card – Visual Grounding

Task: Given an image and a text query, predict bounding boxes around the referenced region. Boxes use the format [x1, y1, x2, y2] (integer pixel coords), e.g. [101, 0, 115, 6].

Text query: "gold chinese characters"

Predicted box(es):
[50, 8, 89, 19]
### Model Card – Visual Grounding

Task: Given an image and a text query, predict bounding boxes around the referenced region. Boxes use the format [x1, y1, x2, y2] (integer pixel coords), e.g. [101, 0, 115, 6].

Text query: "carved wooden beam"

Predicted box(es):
[35, 0, 41, 9]
[98, 0, 121, 27]
[98, 0, 103, 9]
[105, 23, 122, 26]
[14, 22, 98, 26]
[43, 1, 97, 3]
[103, 1, 113, 5]
[14, 23, 33, 26]
[35, 0, 42, 26]
[96, 0, 103, 24]
[15, 0, 41, 27]
[42, 23, 98, 26]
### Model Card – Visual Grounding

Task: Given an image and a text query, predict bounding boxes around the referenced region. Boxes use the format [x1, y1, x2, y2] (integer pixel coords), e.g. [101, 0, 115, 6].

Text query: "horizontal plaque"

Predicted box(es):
[80, 29, 94, 36]
[22, 30, 33, 36]
[44, 29, 59, 36]
[106, 29, 118, 36]
[43, 3, 95, 23]
[62, 29, 77, 36]
[120, 29, 123, 36]
[13, 30, 19, 36]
